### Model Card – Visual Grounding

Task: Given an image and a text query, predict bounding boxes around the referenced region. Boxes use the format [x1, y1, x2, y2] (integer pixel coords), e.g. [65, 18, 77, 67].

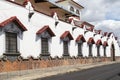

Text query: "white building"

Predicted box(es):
[0, 0, 119, 61]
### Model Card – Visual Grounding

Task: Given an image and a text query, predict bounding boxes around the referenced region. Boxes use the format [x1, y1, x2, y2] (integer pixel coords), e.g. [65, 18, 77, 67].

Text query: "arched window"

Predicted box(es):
[76, 9, 80, 15]
[70, 6, 74, 12]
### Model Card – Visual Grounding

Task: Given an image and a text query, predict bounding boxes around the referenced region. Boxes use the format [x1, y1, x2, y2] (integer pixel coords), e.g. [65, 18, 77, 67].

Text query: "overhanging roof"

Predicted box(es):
[103, 41, 108, 46]
[76, 35, 86, 42]
[87, 37, 95, 44]
[0, 16, 27, 31]
[60, 31, 74, 40]
[36, 25, 55, 37]
[96, 40, 102, 45]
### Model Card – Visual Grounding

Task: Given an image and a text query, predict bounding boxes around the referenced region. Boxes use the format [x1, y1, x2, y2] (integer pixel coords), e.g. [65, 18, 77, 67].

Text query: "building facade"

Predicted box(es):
[0, 0, 120, 63]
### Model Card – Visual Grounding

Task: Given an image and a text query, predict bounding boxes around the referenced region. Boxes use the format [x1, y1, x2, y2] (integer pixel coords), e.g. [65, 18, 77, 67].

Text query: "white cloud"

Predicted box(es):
[56, 0, 120, 39]
[74, 0, 120, 40]
[96, 20, 120, 30]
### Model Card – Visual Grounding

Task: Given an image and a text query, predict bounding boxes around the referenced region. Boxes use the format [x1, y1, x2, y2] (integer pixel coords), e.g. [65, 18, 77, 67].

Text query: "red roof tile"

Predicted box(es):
[95, 30, 102, 34]
[96, 40, 102, 45]
[108, 32, 112, 37]
[60, 31, 74, 40]
[23, 0, 29, 6]
[36, 25, 55, 37]
[76, 35, 86, 42]
[0, 16, 27, 31]
[104, 32, 108, 36]
[103, 41, 108, 46]
[82, 21, 94, 28]
[82, 21, 94, 32]
[87, 37, 95, 44]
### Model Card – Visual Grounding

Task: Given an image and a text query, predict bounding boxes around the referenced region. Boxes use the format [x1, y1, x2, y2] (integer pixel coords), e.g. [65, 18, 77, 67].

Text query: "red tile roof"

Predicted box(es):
[96, 40, 102, 45]
[103, 41, 108, 46]
[60, 31, 74, 40]
[87, 37, 95, 44]
[82, 21, 94, 32]
[94, 30, 102, 34]
[23, 0, 30, 6]
[103, 32, 108, 36]
[82, 21, 94, 27]
[108, 32, 112, 37]
[36, 25, 55, 37]
[76, 35, 86, 42]
[0, 16, 27, 31]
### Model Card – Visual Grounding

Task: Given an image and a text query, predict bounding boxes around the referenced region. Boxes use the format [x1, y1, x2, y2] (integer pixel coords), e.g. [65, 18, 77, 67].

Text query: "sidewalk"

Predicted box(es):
[1, 61, 120, 80]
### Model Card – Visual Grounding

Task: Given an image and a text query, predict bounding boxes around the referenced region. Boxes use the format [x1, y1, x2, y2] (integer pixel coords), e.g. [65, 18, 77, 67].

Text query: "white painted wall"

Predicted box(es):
[0, 0, 120, 58]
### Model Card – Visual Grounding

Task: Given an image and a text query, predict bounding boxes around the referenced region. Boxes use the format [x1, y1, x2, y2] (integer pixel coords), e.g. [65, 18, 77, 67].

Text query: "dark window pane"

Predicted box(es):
[63, 41, 68, 55]
[97, 46, 100, 57]
[70, 6, 74, 12]
[6, 32, 17, 53]
[89, 44, 93, 57]
[78, 43, 83, 56]
[41, 38, 49, 54]
[76, 10, 80, 15]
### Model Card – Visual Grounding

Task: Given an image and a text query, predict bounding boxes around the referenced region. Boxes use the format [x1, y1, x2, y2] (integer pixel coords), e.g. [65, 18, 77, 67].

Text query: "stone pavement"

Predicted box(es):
[0, 61, 120, 80]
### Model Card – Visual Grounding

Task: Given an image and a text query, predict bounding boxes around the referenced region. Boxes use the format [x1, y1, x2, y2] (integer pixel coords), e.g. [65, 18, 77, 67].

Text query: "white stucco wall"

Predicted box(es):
[0, 0, 120, 58]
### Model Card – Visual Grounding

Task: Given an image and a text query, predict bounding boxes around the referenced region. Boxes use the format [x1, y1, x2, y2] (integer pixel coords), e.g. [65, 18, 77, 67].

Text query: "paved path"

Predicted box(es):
[0, 61, 120, 80]
[37, 62, 120, 80]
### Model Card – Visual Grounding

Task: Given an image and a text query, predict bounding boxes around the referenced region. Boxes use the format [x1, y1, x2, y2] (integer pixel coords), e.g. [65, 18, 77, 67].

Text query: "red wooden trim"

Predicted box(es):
[0, 16, 27, 31]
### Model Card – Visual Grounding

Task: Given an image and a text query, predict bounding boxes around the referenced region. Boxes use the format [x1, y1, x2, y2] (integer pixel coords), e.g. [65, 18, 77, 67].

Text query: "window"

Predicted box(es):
[97, 45, 100, 57]
[103, 46, 106, 57]
[78, 43, 83, 57]
[63, 41, 69, 56]
[70, 6, 74, 12]
[76, 9, 80, 15]
[41, 38, 49, 54]
[89, 44, 93, 57]
[6, 32, 17, 53]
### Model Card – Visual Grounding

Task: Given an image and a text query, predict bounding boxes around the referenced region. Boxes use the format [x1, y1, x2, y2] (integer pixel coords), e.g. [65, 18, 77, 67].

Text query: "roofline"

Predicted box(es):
[56, 0, 84, 9]
[71, 0, 84, 8]
[6, 0, 80, 17]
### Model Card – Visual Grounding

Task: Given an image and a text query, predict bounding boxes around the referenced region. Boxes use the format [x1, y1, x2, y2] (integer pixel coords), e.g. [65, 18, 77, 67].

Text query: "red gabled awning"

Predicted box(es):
[76, 35, 86, 42]
[108, 32, 112, 37]
[87, 37, 95, 44]
[0, 16, 27, 31]
[103, 41, 108, 46]
[104, 32, 108, 36]
[36, 25, 55, 37]
[96, 40, 102, 45]
[60, 31, 74, 40]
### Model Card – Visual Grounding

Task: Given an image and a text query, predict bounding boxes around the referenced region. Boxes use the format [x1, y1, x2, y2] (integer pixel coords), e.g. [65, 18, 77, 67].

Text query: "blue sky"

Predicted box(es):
[74, 0, 120, 40]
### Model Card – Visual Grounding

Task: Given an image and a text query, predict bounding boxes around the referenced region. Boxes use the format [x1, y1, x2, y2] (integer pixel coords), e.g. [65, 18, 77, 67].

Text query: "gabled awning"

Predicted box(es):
[94, 30, 102, 34]
[104, 32, 108, 36]
[108, 32, 112, 37]
[103, 41, 108, 46]
[76, 35, 86, 42]
[0, 16, 27, 31]
[60, 31, 74, 40]
[87, 37, 95, 44]
[36, 25, 55, 37]
[96, 40, 102, 45]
